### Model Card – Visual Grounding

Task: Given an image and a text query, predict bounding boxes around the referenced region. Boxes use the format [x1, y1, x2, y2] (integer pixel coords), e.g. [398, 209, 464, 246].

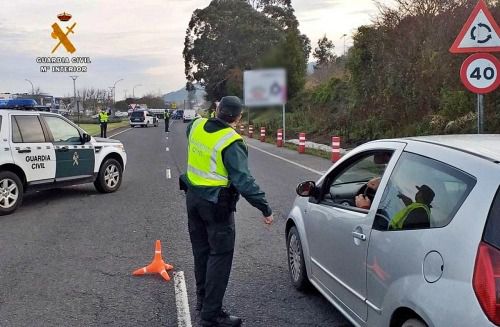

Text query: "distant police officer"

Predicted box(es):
[99, 109, 109, 138]
[180, 96, 273, 327]
[164, 109, 171, 132]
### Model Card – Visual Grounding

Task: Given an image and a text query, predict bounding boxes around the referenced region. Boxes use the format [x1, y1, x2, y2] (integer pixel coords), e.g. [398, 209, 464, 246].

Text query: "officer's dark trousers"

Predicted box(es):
[164, 119, 170, 132]
[100, 122, 107, 137]
[186, 190, 235, 321]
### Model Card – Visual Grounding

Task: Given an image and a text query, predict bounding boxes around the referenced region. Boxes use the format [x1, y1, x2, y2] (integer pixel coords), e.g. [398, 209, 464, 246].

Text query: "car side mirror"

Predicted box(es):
[296, 181, 316, 197]
[82, 133, 91, 143]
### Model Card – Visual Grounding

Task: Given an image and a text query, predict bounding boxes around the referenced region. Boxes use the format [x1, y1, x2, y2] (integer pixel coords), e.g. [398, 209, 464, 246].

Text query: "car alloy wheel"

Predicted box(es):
[104, 163, 120, 189]
[0, 178, 18, 209]
[289, 232, 302, 282]
[286, 226, 310, 290]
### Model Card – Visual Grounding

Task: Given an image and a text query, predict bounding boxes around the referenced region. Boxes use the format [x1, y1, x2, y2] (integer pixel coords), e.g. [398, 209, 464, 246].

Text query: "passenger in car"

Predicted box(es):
[389, 185, 435, 230]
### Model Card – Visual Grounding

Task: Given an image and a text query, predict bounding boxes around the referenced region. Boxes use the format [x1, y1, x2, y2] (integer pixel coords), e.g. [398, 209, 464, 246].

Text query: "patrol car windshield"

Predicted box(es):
[131, 111, 145, 117]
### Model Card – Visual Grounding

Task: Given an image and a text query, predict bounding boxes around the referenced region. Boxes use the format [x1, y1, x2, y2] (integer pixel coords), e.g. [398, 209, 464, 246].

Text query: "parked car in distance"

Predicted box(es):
[129, 110, 158, 128]
[286, 135, 500, 327]
[183, 109, 197, 123]
[172, 109, 184, 120]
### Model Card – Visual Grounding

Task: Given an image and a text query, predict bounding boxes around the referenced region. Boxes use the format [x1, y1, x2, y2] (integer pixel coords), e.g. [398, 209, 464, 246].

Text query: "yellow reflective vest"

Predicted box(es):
[389, 202, 430, 230]
[187, 118, 242, 187]
[99, 112, 109, 123]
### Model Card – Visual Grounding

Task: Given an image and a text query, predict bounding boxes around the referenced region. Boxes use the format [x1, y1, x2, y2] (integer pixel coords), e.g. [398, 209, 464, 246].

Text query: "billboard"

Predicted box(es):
[244, 69, 287, 107]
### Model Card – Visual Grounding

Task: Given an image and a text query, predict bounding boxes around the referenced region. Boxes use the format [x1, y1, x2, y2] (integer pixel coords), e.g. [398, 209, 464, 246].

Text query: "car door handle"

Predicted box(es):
[58, 146, 69, 152]
[17, 149, 31, 154]
[352, 231, 367, 241]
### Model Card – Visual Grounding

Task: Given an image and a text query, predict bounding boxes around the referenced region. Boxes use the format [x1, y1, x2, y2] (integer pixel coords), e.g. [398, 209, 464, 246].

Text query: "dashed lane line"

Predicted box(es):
[166, 168, 172, 179]
[174, 271, 192, 327]
[246, 143, 323, 176]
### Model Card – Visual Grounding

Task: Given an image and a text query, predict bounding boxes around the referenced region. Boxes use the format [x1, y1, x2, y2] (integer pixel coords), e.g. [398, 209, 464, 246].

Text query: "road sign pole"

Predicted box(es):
[282, 104, 286, 143]
[477, 94, 484, 134]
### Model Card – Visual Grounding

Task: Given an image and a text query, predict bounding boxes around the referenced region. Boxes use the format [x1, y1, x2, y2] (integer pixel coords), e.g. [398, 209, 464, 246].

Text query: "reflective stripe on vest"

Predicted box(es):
[389, 202, 430, 230]
[99, 112, 109, 123]
[187, 118, 242, 187]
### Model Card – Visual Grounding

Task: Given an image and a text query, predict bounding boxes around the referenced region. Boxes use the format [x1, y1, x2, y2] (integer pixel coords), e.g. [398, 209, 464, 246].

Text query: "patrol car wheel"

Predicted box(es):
[0, 171, 23, 215]
[287, 226, 310, 291]
[94, 159, 122, 193]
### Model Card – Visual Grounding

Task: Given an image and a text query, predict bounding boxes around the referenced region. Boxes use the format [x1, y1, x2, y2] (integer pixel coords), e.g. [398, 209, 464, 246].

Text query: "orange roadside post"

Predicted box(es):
[132, 240, 174, 281]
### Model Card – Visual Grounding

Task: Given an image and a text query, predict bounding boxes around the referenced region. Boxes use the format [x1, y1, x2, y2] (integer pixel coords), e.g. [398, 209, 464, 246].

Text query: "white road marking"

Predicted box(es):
[109, 128, 133, 138]
[166, 168, 171, 179]
[174, 271, 192, 327]
[166, 147, 170, 152]
[246, 143, 323, 176]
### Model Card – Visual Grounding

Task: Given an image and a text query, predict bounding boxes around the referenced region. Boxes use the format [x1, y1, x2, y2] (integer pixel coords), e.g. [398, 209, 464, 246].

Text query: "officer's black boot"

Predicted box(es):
[196, 295, 203, 311]
[200, 309, 242, 327]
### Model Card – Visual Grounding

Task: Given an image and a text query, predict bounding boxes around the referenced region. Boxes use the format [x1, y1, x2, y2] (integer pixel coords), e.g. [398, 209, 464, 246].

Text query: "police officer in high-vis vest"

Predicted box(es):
[180, 96, 273, 327]
[164, 109, 171, 132]
[99, 109, 109, 138]
[390, 184, 435, 230]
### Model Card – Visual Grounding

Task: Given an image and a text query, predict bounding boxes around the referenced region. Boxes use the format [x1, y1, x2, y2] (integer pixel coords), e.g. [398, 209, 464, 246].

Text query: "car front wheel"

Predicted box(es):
[287, 226, 310, 291]
[94, 158, 123, 193]
[0, 171, 23, 215]
[401, 319, 427, 327]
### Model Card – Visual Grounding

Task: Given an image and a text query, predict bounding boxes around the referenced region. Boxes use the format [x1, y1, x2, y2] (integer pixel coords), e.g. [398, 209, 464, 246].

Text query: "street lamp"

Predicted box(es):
[69, 76, 79, 124]
[112, 78, 124, 107]
[133, 84, 142, 99]
[25, 79, 34, 95]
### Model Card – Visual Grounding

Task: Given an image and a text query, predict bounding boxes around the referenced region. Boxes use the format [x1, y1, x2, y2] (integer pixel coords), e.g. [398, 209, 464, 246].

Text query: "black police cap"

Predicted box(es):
[218, 96, 243, 117]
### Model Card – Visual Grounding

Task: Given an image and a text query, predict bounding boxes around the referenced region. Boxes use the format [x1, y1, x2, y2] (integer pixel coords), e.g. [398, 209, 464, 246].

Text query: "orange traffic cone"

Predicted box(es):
[132, 240, 174, 281]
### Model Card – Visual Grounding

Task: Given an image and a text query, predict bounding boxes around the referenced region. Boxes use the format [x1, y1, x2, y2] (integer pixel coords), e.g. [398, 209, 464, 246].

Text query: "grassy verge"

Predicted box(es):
[78, 120, 130, 136]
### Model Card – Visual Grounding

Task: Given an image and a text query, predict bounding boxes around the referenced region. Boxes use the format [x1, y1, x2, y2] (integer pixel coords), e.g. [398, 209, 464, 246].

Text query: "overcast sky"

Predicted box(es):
[0, 0, 389, 99]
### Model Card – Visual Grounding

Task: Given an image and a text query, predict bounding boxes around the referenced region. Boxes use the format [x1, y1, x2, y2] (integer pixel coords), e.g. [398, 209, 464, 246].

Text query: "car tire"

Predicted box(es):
[287, 226, 310, 291]
[0, 171, 23, 216]
[94, 158, 123, 193]
[401, 318, 427, 327]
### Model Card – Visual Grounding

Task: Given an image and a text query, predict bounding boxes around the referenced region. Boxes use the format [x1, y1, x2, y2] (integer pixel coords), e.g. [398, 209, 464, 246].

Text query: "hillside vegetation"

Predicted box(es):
[184, 0, 500, 146]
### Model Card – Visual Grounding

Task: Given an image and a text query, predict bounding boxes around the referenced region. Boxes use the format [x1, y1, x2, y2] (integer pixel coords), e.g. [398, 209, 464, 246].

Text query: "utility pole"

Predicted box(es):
[25, 79, 34, 95]
[341, 34, 347, 57]
[133, 84, 142, 99]
[69, 76, 79, 124]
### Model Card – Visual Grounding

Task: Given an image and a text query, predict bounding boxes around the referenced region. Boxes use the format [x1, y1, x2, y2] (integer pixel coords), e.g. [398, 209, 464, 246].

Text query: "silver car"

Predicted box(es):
[286, 135, 500, 327]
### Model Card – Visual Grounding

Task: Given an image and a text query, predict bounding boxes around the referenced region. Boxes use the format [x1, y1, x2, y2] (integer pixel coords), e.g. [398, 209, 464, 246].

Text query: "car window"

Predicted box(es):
[322, 151, 393, 208]
[44, 116, 81, 144]
[131, 111, 144, 118]
[485, 188, 500, 250]
[374, 152, 476, 231]
[11, 118, 22, 143]
[12, 115, 46, 143]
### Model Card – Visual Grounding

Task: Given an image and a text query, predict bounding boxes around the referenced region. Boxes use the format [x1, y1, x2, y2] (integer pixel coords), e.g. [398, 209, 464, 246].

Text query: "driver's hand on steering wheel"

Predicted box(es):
[355, 194, 372, 209]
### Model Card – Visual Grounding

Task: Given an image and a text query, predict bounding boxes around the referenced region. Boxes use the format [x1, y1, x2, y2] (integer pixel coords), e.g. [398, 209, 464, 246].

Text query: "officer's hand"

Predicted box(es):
[263, 214, 274, 225]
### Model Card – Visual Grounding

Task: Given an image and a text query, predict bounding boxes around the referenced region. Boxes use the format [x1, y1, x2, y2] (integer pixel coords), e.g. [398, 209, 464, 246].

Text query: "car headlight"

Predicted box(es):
[114, 144, 125, 151]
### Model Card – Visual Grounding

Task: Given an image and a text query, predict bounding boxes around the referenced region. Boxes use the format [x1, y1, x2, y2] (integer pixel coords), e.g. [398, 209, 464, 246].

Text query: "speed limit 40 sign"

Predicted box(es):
[460, 53, 500, 94]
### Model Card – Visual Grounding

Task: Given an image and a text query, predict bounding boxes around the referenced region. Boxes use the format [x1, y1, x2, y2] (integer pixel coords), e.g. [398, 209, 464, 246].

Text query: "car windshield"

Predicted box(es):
[131, 111, 144, 118]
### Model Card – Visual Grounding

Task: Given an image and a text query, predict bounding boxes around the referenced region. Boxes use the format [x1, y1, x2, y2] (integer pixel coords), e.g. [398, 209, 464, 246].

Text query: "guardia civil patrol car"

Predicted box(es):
[0, 110, 127, 215]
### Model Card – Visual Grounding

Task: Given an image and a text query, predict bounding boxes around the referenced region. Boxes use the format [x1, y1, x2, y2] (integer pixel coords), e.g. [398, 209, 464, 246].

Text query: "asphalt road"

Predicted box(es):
[0, 119, 350, 327]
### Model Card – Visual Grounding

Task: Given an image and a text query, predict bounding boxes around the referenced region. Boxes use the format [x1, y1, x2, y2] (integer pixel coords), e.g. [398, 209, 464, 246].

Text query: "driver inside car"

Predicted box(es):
[355, 177, 381, 209]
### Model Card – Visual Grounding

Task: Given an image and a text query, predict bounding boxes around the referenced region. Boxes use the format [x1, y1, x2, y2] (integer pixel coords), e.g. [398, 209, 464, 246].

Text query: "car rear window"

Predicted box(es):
[485, 188, 500, 250]
[131, 111, 144, 118]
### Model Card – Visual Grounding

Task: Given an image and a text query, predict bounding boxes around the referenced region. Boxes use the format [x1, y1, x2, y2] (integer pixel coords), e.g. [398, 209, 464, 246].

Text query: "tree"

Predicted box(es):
[183, 0, 283, 102]
[313, 36, 336, 70]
